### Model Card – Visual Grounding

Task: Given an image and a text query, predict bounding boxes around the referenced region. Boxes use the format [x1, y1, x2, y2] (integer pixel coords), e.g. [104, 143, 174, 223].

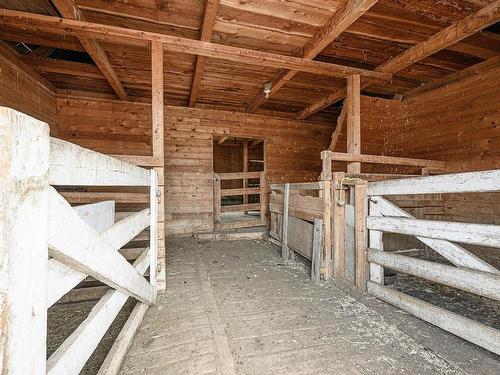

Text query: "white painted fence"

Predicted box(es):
[366, 170, 500, 355]
[0, 108, 158, 374]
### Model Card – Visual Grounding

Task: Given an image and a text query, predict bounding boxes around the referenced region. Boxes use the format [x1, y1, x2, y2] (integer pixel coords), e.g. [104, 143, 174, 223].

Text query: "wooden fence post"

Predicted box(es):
[355, 181, 369, 289]
[149, 170, 158, 300]
[0, 108, 50, 375]
[332, 172, 346, 278]
[369, 197, 384, 284]
[213, 174, 221, 230]
[281, 183, 290, 260]
[322, 180, 332, 279]
[260, 172, 267, 225]
[311, 218, 323, 282]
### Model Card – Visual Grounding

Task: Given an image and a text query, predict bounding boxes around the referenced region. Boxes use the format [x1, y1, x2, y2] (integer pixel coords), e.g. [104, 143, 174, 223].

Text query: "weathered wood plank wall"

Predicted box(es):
[0, 49, 56, 126]
[164, 107, 333, 234]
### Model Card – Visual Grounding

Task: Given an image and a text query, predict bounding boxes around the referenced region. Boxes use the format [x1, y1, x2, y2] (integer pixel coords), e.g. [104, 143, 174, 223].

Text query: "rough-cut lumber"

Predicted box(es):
[246, 0, 379, 112]
[51, 0, 127, 100]
[367, 249, 500, 301]
[47, 248, 150, 375]
[0, 108, 49, 375]
[367, 282, 500, 355]
[49, 138, 151, 186]
[0, 9, 391, 82]
[48, 188, 154, 304]
[367, 216, 500, 248]
[297, 1, 500, 118]
[371, 196, 499, 274]
[189, 0, 220, 107]
[367, 170, 500, 196]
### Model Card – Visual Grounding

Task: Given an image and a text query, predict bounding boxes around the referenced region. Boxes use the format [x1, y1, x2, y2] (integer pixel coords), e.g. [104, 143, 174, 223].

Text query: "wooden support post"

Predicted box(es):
[311, 218, 323, 282]
[151, 41, 164, 161]
[151, 41, 165, 290]
[322, 179, 332, 279]
[0, 108, 50, 375]
[281, 183, 290, 260]
[369, 196, 384, 284]
[355, 181, 369, 289]
[321, 150, 332, 181]
[346, 74, 361, 174]
[213, 174, 222, 230]
[332, 172, 346, 278]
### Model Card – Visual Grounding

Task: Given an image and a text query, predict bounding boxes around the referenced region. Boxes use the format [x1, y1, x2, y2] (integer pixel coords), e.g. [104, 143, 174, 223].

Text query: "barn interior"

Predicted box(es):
[0, 0, 499, 374]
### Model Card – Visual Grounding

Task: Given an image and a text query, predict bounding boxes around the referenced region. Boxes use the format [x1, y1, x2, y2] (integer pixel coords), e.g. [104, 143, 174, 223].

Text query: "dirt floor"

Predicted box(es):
[116, 237, 499, 375]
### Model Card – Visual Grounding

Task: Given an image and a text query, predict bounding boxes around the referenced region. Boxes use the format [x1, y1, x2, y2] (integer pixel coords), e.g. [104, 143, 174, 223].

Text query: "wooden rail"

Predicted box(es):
[0, 108, 158, 375]
[213, 171, 267, 230]
[365, 169, 500, 355]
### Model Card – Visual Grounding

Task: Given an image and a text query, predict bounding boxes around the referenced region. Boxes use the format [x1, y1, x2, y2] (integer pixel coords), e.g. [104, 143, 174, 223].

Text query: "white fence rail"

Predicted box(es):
[366, 169, 500, 355]
[0, 108, 158, 374]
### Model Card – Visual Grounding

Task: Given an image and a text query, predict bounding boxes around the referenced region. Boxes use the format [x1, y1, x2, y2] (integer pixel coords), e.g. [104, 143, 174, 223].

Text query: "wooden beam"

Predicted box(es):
[23, 54, 103, 78]
[329, 152, 446, 168]
[403, 56, 500, 99]
[367, 216, 500, 248]
[368, 249, 500, 300]
[367, 169, 500, 196]
[297, 1, 500, 119]
[329, 105, 346, 151]
[367, 282, 500, 355]
[0, 40, 57, 93]
[346, 75, 361, 174]
[51, 0, 127, 100]
[151, 41, 164, 160]
[49, 138, 151, 186]
[246, 0, 379, 112]
[0, 9, 392, 82]
[189, 0, 220, 107]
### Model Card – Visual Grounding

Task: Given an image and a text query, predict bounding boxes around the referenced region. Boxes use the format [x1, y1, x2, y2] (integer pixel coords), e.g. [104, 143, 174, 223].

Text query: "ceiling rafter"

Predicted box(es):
[189, 0, 220, 107]
[0, 9, 392, 82]
[297, 0, 500, 120]
[246, 0, 379, 113]
[51, 0, 128, 100]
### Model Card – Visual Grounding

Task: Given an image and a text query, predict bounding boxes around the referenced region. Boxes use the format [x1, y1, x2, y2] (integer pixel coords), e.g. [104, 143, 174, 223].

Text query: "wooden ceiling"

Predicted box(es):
[0, 0, 499, 122]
